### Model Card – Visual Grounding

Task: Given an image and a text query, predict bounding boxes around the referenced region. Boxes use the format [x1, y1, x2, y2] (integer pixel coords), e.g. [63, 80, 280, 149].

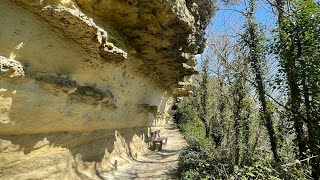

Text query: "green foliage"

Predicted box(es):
[178, 140, 214, 179]
[177, 98, 213, 149]
[178, 138, 232, 179]
[178, 99, 311, 179]
[273, 0, 320, 178]
[177, 0, 320, 179]
[276, 0, 320, 91]
[234, 160, 309, 180]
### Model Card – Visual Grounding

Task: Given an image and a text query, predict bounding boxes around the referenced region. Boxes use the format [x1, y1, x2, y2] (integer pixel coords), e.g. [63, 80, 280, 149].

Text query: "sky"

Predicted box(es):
[197, 0, 282, 97]
[206, 0, 276, 40]
[196, 0, 320, 101]
[197, 0, 277, 71]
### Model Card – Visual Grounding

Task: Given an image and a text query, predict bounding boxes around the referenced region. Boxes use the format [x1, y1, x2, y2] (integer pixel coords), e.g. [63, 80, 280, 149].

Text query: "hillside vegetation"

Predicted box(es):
[177, 0, 320, 179]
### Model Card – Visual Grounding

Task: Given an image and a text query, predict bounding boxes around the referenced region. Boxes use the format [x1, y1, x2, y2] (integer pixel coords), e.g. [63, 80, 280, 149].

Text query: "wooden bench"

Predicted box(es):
[150, 130, 168, 150]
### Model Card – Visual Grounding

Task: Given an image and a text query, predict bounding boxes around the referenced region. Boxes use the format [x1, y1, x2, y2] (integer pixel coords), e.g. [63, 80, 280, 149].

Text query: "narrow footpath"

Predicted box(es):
[102, 123, 187, 180]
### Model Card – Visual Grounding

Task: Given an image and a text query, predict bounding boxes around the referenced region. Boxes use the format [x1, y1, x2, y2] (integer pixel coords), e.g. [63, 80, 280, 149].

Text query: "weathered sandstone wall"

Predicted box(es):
[0, 0, 213, 179]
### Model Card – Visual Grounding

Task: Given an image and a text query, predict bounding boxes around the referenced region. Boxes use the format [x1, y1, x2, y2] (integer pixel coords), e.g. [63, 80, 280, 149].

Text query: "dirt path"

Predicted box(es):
[102, 123, 187, 180]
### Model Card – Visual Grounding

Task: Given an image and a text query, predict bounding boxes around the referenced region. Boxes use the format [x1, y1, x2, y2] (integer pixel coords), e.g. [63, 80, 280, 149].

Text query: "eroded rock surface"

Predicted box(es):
[0, 0, 213, 179]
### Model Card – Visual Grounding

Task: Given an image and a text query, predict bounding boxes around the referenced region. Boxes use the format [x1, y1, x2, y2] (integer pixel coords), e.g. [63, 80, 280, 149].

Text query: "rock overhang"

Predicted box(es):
[0, 0, 214, 178]
[75, 0, 214, 94]
[12, 0, 214, 96]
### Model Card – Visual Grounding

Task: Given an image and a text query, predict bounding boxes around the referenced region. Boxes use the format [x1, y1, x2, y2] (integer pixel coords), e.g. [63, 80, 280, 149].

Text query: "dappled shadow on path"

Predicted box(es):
[102, 125, 187, 180]
[118, 168, 179, 180]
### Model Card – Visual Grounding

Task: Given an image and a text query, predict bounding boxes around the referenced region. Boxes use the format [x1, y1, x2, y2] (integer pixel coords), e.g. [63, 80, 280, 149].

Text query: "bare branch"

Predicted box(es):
[210, 42, 308, 122]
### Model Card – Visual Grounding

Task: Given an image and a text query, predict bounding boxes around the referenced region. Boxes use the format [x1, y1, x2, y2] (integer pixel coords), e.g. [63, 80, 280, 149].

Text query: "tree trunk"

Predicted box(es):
[234, 97, 241, 165]
[203, 120, 210, 138]
[304, 85, 320, 179]
[247, 0, 280, 162]
[241, 112, 251, 166]
[211, 114, 222, 147]
[233, 77, 244, 165]
[252, 62, 280, 162]
[275, 0, 307, 159]
[300, 41, 320, 179]
[199, 57, 210, 139]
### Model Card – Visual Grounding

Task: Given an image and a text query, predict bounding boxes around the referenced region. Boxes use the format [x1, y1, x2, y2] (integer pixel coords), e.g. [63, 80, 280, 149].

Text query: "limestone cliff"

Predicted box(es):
[0, 0, 213, 179]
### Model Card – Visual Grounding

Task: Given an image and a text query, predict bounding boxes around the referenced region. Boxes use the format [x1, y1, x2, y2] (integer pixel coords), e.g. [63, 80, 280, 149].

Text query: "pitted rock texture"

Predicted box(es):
[74, 0, 213, 92]
[0, 0, 212, 179]
[0, 56, 25, 77]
